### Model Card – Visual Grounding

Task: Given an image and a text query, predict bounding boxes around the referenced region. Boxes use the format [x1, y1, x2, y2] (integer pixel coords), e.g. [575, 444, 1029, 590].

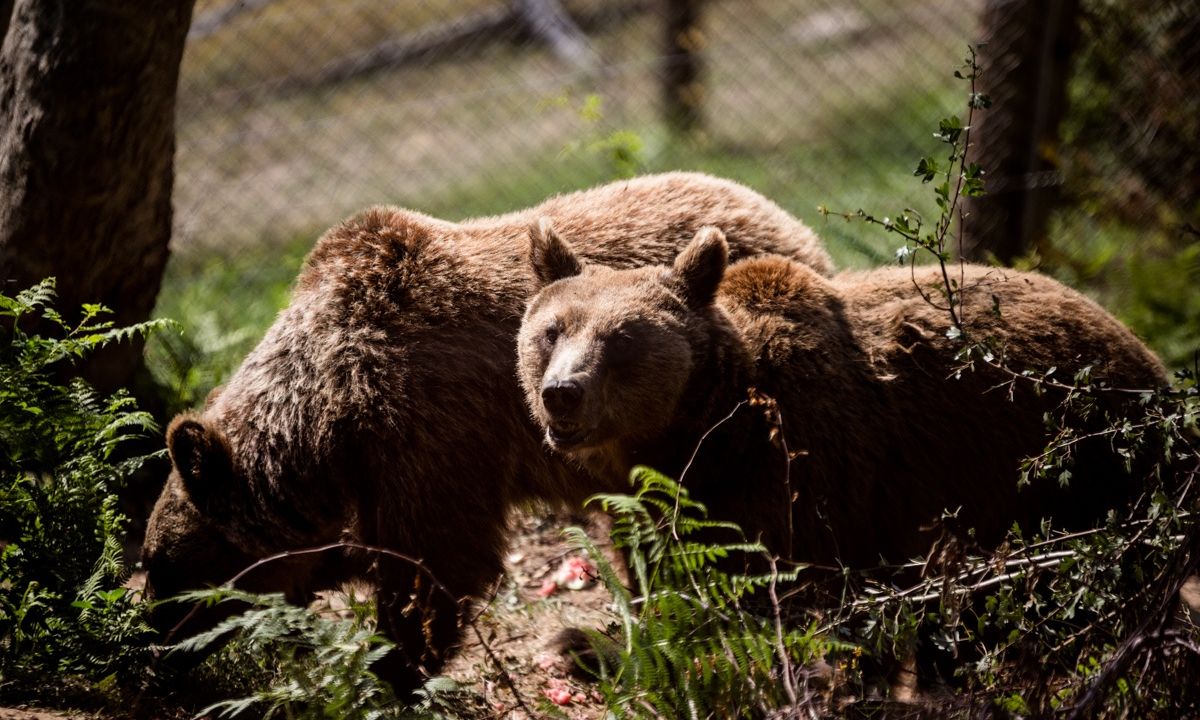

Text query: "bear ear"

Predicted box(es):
[670, 226, 729, 308]
[529, 217, 583, 287]
[166, 415, 233, 511]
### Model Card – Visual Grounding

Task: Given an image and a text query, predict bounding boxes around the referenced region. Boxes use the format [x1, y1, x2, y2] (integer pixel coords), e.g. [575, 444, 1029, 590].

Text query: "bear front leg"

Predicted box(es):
[372, 558, 466, 698]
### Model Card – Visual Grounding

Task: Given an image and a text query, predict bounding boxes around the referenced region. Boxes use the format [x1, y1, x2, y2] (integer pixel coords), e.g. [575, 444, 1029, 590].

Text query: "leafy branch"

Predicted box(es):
[819, 46, 990, 337]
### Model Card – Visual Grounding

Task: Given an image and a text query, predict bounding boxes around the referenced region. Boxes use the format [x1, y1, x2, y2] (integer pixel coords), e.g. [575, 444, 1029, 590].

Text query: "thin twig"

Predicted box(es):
[979, 354, 1165, 396]
[767, 556, 799, 708]
[672, 399, 748, 533]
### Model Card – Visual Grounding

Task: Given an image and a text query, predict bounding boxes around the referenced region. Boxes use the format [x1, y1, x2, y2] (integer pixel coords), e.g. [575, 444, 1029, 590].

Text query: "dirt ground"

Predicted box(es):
[440, 510, 621, 720]
[0, 711, 95, 720]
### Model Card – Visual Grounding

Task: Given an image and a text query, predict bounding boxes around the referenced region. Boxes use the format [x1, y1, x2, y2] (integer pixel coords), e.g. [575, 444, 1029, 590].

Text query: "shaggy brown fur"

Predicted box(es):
[517, 227, 1168, 570]
[141, 173, 831, 692]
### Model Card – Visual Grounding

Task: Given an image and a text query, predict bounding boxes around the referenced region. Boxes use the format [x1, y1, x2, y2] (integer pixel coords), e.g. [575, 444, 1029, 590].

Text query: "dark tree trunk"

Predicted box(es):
[960, 0, 1080, 264]
[660, 0, 704, 135]
[0, 0, 196, 393]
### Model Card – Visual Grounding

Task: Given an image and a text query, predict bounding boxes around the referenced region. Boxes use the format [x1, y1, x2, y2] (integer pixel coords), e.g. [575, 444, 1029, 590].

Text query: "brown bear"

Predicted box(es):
[517, 225, 1168, 569]
[141, 172, 832, 692]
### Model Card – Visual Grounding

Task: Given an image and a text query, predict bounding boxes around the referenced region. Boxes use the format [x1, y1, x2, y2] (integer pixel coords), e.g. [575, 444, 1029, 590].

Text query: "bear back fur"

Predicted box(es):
[728, 257, 1167, 565]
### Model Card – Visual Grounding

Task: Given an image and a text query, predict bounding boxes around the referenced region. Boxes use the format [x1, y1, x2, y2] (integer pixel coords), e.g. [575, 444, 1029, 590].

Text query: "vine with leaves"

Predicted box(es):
[820, 45, 988, 339]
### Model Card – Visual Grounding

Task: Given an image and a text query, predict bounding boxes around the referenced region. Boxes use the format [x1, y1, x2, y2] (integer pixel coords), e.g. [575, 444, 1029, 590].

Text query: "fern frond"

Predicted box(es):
[13, 278, 58, 314]
[589, 466, 838, 718]
[0, 281, 163, 685]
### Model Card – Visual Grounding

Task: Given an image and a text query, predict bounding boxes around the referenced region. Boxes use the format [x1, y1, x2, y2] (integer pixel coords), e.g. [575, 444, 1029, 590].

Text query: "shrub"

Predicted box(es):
[172, 582, 478, 719]
[172, 588, 400, 719]
[832, 373, 1200, 717]
[821, 46, 1200, 717]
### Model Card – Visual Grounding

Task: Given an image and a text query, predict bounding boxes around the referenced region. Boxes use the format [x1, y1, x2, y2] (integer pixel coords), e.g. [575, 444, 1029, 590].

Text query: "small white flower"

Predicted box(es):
[895, 245, 912, 264]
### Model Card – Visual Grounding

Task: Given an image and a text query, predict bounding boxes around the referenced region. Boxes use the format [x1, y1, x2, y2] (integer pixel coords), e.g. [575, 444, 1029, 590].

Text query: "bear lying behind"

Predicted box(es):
[517, 225, 1167, 568]
[141, 173, 832, 692]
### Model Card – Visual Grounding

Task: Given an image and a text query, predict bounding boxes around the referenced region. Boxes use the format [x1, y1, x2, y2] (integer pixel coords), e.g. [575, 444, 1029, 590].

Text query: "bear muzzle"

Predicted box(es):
[545, 422, 593, 450]
[539, 377, 599, 449]
[541, 378, 583, 414]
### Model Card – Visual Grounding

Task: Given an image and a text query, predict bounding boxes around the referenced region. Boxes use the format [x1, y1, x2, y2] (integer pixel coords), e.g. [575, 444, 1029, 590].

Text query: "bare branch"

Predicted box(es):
[188, 0, 282, 40]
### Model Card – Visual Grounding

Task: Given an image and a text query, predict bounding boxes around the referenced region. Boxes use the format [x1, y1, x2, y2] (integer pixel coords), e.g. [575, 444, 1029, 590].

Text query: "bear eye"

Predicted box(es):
[543, 322, 561, 346]
[606, 330, 638, 364]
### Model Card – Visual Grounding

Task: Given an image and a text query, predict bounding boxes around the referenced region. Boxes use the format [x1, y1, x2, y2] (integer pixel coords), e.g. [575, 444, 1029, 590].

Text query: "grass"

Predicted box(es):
[148, 240, 310, 412]
[1038, 209, 1200, 370]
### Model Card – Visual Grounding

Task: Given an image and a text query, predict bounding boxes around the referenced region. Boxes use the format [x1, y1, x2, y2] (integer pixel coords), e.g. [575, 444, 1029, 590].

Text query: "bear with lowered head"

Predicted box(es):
[517, 224, 1167, 568]
[141, 173, 833, 693]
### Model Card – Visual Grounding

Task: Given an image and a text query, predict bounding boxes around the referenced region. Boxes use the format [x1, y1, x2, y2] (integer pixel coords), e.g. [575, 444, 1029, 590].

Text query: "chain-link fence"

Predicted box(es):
[1063, 1, 1199, 224]
[159, 0, 1198, 400]
[173, 0, 980, 264]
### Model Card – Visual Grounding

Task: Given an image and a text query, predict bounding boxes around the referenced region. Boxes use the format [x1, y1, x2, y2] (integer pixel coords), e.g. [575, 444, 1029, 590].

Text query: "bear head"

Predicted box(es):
[141, 414, 264, 640]
[517, 219, 730, 462]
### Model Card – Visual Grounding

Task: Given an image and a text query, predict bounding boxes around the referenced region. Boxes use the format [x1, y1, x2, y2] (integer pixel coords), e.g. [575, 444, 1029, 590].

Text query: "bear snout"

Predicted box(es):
[541, 378, 584, 416]
[538, 376, 599, 449]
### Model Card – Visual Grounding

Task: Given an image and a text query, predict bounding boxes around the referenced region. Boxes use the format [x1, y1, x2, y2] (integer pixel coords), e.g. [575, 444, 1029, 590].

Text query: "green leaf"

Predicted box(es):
[914, 156, 940, 182]
[936, 115, 964, 143]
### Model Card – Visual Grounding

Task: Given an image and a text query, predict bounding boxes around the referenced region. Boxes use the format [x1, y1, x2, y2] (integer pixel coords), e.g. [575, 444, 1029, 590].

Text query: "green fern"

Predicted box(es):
[576, 467, 838, 718]
[170, 588, 467, 720]
[0, 278, 163, 686]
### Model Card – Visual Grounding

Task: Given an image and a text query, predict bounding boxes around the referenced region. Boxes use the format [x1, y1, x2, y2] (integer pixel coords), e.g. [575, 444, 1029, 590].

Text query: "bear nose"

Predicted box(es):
[541, 379, 583, 415]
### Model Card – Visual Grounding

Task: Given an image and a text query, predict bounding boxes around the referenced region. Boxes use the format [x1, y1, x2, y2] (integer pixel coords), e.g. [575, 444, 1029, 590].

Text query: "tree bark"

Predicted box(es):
[960, 0, 1080, 264]
[0, 0, 196, 393]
